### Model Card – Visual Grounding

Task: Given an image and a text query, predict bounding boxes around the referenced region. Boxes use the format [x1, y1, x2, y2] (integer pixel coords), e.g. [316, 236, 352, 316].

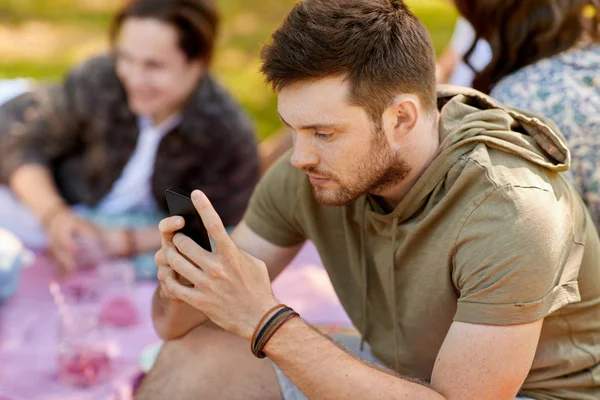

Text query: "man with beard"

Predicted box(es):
[138, 1, 600, 399]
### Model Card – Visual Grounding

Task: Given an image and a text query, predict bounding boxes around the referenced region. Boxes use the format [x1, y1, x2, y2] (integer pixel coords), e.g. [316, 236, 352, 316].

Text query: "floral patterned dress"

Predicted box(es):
[491, 44, 600, 232]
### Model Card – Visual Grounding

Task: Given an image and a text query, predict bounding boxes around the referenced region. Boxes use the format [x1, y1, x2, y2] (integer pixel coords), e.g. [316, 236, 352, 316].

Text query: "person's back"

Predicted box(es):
[491, 44, 600, 231]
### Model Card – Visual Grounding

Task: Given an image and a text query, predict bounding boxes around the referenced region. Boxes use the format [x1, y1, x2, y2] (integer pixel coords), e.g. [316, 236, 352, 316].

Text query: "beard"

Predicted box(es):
[306, 127, 411, 206]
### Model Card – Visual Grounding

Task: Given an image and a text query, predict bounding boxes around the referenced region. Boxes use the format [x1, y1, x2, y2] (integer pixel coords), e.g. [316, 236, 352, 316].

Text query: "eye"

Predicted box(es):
[315, 131, 331, 139]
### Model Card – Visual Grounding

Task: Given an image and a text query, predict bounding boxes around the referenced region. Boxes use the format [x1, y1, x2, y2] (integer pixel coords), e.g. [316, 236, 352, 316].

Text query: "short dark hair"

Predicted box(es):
[260, 0, 437, 123]
[110, 0, 219, 64]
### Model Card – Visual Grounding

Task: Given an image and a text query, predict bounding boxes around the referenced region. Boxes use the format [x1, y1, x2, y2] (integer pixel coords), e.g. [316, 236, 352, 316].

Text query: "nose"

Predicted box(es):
[121, 63, 147, 91]
[290, 134, 319, 170]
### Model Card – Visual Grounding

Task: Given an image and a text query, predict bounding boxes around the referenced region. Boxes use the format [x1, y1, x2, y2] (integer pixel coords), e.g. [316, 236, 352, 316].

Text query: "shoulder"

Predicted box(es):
[464, 145, 554, 193]
[492, 45, 600, 110]
[60, 54, 125, 117]
[183, 74, 255, 142]
[243, 151, 313, 246]
[66, 54, 120, 89]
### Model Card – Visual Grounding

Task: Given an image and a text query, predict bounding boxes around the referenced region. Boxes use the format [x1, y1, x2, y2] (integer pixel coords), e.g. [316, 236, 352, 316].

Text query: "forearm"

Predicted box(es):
[152, 286, 207, 340]
[264, 318, 445, 400]
[9, 164, 66, 222]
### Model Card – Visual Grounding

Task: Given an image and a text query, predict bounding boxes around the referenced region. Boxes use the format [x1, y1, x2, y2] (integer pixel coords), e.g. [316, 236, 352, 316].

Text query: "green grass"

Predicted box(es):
[0, 0, 456, 140]
[0, 0, 113, 28]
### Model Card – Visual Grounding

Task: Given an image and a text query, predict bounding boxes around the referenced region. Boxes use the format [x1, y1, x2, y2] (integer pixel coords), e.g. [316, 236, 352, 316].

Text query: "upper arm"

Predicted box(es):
[231, 151, 307, 278]
[431, 320, 543, 400]
[0, 84, 78, 181]
[0, 58, 98, 182]
[231, 221, 304, 280]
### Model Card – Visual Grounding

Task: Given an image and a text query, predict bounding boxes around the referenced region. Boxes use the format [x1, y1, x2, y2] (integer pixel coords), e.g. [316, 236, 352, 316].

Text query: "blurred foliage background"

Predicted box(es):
[0, 0, 456, 140]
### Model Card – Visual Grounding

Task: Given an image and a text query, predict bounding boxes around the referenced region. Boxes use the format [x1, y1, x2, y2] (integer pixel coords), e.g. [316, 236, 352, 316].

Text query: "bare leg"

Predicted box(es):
[136, 322, 283, 400]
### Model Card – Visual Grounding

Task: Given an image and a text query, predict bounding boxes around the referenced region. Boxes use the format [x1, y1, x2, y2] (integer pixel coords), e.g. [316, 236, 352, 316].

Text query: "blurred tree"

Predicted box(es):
[0, 0, 456, 140]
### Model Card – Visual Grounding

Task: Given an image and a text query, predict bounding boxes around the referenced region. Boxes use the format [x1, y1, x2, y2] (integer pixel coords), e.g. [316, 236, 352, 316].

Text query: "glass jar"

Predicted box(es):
[56, 312, 112, 387]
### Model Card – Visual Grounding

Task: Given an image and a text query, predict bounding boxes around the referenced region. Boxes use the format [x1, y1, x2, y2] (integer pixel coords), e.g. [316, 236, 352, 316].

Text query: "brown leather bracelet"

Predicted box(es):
[251, 304, 285, 351]
[254, 311, 299, 358]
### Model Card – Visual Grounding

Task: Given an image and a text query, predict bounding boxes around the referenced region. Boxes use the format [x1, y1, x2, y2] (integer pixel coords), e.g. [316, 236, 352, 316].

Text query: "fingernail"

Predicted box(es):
[176, 217, 183, 226]
[192, 190, 201, 201]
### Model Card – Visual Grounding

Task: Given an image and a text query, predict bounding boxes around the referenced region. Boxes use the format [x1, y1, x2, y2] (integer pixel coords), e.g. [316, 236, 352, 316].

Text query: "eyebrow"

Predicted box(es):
[277, 112, 345, 131]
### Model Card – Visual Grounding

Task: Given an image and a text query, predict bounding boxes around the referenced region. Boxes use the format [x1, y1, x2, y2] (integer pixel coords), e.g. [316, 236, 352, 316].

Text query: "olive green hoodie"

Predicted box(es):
[244, 86, 600, 400]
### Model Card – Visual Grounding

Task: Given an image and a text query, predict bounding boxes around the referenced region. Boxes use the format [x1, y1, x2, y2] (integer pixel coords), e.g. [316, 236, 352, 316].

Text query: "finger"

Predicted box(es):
[52, 246, 76, 275]
[154, 248, 168, 267]
[157, 266, 179, 300]
[158, 216, 184, 246]
[172, 232, 217, 274]
[165, 245, 207, 285]
[190, 190, 231, 250]
[164, 273, 203, 307]
[53, 227, 77, 263]
[75, 219, 101, 237]
[156, 263, 175, 283]
[56, 224, 77, 253]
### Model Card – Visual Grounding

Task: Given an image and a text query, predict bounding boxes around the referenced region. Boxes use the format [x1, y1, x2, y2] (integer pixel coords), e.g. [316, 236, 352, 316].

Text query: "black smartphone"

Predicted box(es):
[165, 187, 212, 286]
[165, 187, 212, 252]
[165, 188, 212, 286]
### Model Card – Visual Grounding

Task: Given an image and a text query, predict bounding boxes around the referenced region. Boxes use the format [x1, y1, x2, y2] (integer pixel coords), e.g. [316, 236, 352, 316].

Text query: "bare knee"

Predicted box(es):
[136, 323, 282, 400]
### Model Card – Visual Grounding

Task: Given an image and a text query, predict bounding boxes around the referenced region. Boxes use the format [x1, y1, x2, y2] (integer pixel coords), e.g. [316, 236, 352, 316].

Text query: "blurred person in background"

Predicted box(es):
[0, 0, 259, 278]
[435, 16, 491, 87]
[435, 0, 492, 87]
[454, 0, 600, 231]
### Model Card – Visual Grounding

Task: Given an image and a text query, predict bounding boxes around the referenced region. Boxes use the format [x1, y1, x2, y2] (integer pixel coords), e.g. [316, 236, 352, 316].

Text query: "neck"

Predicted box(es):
[151, 109, 180, 127]
[376, 110, 441, 209]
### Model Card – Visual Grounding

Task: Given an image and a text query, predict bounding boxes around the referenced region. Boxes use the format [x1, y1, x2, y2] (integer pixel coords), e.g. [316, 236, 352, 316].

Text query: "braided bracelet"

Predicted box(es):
[251, 305, 299, 358]
[251, 304, 285, 350]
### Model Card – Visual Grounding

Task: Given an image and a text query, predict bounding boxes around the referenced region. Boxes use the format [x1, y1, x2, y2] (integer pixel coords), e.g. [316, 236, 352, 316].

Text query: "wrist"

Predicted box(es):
[250, 303, 299, 358]
[112, 229, 137, 258]
[241, 299, 281, 340]
[122, 229, 136, 257]
[42, 203, 70, 231]
[261, 315, 303, 357]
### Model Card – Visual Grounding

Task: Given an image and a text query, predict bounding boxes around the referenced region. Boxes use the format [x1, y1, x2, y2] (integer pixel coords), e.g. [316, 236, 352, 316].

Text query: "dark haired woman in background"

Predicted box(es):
[455, 0, 600, 231]
[0, 0, 259, 277]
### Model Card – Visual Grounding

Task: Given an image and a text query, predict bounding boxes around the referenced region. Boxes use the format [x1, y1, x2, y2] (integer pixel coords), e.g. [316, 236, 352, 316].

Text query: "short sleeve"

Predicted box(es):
[0, 57, 101, 183]
[452, 184, 583, 325]
[242, 151, 307, 247]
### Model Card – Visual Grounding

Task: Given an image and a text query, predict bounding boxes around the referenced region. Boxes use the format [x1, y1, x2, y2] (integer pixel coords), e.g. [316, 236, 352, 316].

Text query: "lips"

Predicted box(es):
[307, 174, 330, 185]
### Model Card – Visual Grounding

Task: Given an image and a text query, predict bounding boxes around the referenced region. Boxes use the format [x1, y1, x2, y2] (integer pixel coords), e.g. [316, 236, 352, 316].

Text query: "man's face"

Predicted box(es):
[115, 18, 204, 122]
[278, 76, 411, 206]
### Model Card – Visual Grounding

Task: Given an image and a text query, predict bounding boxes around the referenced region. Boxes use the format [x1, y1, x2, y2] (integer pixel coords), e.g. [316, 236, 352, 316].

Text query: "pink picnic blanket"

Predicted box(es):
[0, 242, 350, 399]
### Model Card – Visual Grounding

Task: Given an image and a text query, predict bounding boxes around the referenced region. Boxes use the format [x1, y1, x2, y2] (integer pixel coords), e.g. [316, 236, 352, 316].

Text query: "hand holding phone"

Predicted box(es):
[165, 187, 212, 286]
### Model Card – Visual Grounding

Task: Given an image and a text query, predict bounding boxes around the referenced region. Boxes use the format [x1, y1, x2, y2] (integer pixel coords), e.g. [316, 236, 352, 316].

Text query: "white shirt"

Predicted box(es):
[95, 113, 183, 214]
[448, 17, 492, 88]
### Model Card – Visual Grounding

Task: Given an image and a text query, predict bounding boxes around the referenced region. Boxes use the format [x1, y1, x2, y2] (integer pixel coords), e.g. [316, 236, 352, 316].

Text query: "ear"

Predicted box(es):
[384, 95, 420, 142]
